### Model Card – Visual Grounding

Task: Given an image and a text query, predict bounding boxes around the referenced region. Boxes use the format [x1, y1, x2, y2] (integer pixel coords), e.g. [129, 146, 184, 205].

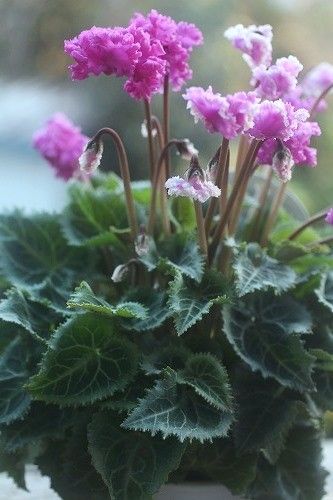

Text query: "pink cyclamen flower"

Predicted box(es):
[176, 21, 204, 50]
[302, 62, 333, 97]
[183, 86, 258, 139]
[64, 26, 142, 80]
[130, 10, 203, 91]
[33, 113, 88, 181]
[325, 208, 333, 225]
[124, 27, 166, 100]
[224, 24, 273, 68]
[252, 56, 303, 100]
[165, 157, 220, 203]
[165, 175, 221, 203]
[257, 120, 321, 168]
[284, 86, 320, 112]
[65, 25, 167, 101]
[248, 99, 309, 141]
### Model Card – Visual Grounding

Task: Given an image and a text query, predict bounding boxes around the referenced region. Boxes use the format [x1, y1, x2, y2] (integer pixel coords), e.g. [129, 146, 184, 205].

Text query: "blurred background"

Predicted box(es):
[1, 0, 333, 213]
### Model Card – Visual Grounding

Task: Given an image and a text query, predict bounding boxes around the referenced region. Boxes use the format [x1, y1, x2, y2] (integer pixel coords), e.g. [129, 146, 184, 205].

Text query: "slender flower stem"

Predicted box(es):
[194, 200, 208, 258]
[307, 236, 333, 248]
[209, 139, 262, 261]
[309, 83, 333, 119]
[288, 210, 328, 240]
[90, 127, 138, 239]
[205, 137, 229, 236]
[228, 167, 252, 235]
[221, 149, 230, 215]
[147, 139, 182, 234]
[163, 75, 171, 178]
[235, 135, 249, 175]
[260, 182, 287, 246]
[144, 100, 156, 182]
[151, 115, 170, 234]
[248, 167, 274, 241]
[151, 115, 164, 152]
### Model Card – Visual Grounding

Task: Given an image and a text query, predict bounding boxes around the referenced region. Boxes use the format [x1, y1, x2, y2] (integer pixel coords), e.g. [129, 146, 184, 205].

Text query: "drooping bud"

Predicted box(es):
[140, 120, 157, 139]
[325, 208, 333, 225]
[272, 141, 294, 183]
[165, 154, 221, 203]
[79, 137, 104, 174]
[111, 264, 129, 283]
[175, 139, 198, 160]
[135, 225, 150, 256]
[186, 155, 205, 181]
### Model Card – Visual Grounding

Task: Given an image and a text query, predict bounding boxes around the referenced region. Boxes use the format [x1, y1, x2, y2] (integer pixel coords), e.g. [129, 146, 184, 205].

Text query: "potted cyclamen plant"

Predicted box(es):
[1, 10, 333, 500]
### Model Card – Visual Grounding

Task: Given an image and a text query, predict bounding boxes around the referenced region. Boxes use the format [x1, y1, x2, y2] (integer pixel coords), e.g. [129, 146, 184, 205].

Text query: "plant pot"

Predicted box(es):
[155, 484, 240, 500]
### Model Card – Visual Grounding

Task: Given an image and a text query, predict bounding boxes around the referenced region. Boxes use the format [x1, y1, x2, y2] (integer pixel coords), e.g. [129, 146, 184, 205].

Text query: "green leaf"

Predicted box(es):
[233, 243, 296, 297]
[91, 171, 123, 191]
[141, 343, 191, 375]
[0, 448, 27, 491]
[223, 295, 315, 392]
[36, 427, 108, 500]
[122, 289, 172, 332]
[290, 252, 333, 275]
[168, 271, 230, 335]
[310, 348, 333, 371]
[88, 411, 186, 500]
[131, 180, 151, 206]
[140, 234, 204, 282]
[177, 440, 257, 495]
[0, 212, 94, 307]
[313, 370, 333, 411]
[1, 402, 72, 452]
[171, 196, 196, 232]
[278, 426, 327, 500]
[271, 213, 319, 246]
[102, 378, 151, 413]
[122, 372, 233, 442]
[0, 337, 31, 424]
[67, 281, 147, 319]
[306, 325, 333, 411]
[0, 288, 60, 343]
[273, 240, 309, 263]
[27, 313, 139, 405]
[159, 236, 204, 282]
[315, 271, 333, 313]
[177, 353, 233, 412]
[234, 371, 301, 463]
[61, 184, 129, 249]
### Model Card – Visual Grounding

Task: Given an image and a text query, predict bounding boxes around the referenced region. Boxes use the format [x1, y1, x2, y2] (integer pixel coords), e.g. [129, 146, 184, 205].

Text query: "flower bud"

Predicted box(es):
[272, 142, 294, 183]
[135, 226, 150, 257]
[165, 153, 221, 204]
[111, 264, 128, 283]
[186, 155, 204, 181]
[79, 138, 104, 174]
[141, 120, 157, 139]
[175, 139, 198, 161]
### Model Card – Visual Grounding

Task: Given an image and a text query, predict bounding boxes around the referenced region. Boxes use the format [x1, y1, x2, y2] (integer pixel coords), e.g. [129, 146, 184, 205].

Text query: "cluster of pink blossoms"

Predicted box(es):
[34, 16, 333, 207]
[224, 24, 273, 68]
[183, 87, 258, 139]
[252, 56, 303, 100]
[64, 10, 203, 100]
[179, 23, 333, 186]
[33, 113, 88, 180]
